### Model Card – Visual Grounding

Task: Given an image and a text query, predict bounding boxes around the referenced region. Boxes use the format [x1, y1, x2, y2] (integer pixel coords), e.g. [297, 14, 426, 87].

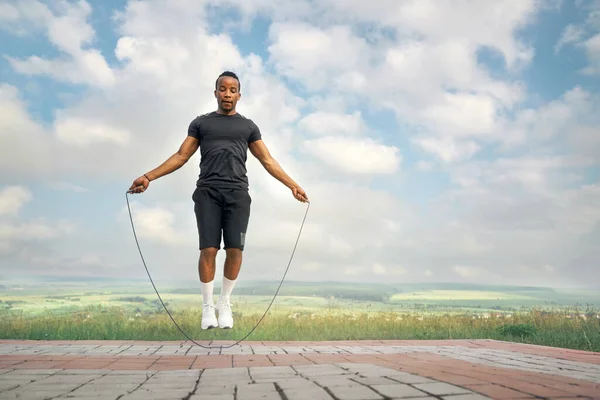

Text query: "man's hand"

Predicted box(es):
[292, 186, 309, 203]
[128, 175, 150, 194]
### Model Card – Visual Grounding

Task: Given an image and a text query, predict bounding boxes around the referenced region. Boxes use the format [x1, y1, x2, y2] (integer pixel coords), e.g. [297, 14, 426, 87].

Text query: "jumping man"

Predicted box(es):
[128, 71, 308, 329]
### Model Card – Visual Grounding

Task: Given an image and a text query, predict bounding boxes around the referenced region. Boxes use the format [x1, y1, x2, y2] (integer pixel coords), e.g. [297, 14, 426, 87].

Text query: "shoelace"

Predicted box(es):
[218, 300, 232, 312]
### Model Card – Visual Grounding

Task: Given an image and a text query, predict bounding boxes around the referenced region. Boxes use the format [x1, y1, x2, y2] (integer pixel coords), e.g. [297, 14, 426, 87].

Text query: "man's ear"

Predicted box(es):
[214, 90, 217, 98]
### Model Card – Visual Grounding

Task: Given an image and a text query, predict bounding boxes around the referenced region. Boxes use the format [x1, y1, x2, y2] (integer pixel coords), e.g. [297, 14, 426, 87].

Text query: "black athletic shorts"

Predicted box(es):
[192, 186, 252, 251]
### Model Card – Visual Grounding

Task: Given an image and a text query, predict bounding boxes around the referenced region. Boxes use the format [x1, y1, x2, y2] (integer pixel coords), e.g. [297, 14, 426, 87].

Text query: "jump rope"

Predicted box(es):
[125, 190, 310, 350]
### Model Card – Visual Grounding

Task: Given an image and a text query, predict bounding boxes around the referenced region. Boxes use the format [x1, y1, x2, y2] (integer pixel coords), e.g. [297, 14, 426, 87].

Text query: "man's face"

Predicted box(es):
[215, 76, 241, 113]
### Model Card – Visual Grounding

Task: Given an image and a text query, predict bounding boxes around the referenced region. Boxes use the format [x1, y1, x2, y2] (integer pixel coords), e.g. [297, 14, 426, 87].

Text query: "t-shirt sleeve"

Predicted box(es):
[187, 117, 200, 139]
[248, 121, 262, 143]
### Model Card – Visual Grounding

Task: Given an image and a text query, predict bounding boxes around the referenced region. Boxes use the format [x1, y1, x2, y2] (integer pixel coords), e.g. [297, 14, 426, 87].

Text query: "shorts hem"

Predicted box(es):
[199, 245, 220, 250]
[223, 245, 245, 251]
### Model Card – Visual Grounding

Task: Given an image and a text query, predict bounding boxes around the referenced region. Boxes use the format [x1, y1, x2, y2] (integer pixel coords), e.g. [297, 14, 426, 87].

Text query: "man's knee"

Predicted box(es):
[225, 248, 242, 261]
[200, 247, 218, 262]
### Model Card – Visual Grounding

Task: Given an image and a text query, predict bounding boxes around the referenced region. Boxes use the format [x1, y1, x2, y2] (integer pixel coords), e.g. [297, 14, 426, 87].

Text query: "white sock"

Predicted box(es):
[221, 276, 237, 299]
[201, 280, 214, 305]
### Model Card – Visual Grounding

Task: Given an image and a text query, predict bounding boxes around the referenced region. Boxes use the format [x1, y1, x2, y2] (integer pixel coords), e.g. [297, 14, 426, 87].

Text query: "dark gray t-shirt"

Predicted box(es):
[188, 112, 262, 190]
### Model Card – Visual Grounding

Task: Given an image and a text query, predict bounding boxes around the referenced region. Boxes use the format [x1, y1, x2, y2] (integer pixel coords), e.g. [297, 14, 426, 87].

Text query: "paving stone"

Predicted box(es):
[3, 368, 61, 375]
[387, 374, 438, 384]
[194, 383, 236, 395]
[55, 369, 110, 375]
[202, 367, 249, 377]
[280, 347, 306, 354]
[311, 376, 362, 387]
[140, 381, 197, 391]
[350, 376, 401, 385]
[189, 395, 234, 400]
[0, 381, 20, 391]
[92, 376, 148, 384]
[370, 383, 431, 398]
[441, 395, 492, 400]
[154, 369, 201, 376]
[282, 387, 334, 400]
[237, 388, 282, 400]
[59, 396, 123, 399]
[74, 383, 139, 392]
[236, 382, 278, 393]
[120, 388, 192, 399]
[293, 364, 346, 377]
[62, 389, 131, 398]
[414, 382, 474, 396]
[325, 384, 384, 400]
[1, 389, 71, 399]
[109, 369, 158, 375]
[0, 377, 41, 385]
[250, 366, 296, 375]
[272, 377, 319, 390]
[393, 398, 437, 400]
[37, 375, 100, 384]
[252, 375, 299, 383]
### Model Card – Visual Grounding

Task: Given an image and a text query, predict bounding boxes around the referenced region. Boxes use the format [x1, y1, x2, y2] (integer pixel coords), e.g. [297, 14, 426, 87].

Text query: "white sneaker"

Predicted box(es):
[217, 297, 234, 329]
[201, 302, 217, 330]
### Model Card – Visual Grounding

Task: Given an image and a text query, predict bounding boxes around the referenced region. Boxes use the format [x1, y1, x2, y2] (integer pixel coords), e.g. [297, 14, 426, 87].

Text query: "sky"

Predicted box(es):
[0, 0, 599, 289]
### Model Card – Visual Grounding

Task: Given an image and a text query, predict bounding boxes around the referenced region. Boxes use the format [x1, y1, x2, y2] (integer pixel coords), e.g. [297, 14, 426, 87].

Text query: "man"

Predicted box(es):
[128, 71, 308, 330]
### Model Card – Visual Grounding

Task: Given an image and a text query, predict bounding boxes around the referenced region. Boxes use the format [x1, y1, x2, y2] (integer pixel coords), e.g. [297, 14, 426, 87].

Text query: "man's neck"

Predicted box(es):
[216, 109, 237, 116]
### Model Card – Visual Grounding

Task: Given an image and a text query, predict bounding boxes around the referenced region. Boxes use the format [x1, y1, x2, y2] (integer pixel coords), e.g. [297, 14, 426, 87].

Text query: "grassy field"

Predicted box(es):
[1, 280, 599, 352]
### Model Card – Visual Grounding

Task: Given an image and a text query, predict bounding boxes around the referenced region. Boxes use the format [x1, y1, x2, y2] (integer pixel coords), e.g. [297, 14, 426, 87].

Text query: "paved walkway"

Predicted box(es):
[0, 339, 598, 399]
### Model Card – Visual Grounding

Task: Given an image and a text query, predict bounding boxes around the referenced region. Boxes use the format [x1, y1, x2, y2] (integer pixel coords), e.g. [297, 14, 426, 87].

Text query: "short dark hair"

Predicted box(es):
[215, 71, 240, 91]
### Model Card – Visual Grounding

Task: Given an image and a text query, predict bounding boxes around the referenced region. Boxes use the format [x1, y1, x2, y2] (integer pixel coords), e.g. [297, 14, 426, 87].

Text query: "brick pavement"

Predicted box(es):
[0, 339, 598, 399]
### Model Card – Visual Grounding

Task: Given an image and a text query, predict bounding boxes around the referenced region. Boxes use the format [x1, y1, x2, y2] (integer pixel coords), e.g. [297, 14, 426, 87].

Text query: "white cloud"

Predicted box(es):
[413, 136, 480, 163]
[581, 33, 600, 75]
[497, 86, 600, 157]
[418, 93, 499, 137]
[0, 221, 60, 241]
[303, 137, 401, 174]
[416, 161, 435, 171]
[267, 22, 370, 91]
[372, 263, 386, 275]
[0, 185, 73, 257]
[54, 117, 131, 146]
[554, 24, 586, 53]
[453, 265, 484, 279]
[0, 84, 58, 181]
[299, 111, 365, 136]
[46, 182, 89, 193]
[0, 186, 32, 216]
[0, 3, 19, 21]
[124, 203, 192, 246]
[4, 0, 115, 86]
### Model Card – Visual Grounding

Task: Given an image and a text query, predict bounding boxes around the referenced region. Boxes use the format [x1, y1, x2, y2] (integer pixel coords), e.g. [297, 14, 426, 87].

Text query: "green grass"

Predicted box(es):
[1, 305, 598, 352]
[2, 282, 599, 352]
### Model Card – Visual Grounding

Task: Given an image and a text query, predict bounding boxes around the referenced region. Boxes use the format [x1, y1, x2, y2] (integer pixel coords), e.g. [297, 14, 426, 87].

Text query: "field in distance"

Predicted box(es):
[2, 279, 598, 315]
[1, 279, 599, 351]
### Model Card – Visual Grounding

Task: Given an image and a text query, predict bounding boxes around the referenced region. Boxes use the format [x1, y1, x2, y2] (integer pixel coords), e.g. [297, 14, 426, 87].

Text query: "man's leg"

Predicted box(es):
[193, 187, 223, 329]
[217, 188, 252, 328]
[222, 248, 242, 299]
[199, 247, 218, 301]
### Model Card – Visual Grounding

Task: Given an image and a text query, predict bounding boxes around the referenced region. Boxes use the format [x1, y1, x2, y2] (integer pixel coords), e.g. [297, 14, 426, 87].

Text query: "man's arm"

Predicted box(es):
[146, 136, 199, 180]
[249, 140, 308, 203]
[128, 136, 199, 193]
